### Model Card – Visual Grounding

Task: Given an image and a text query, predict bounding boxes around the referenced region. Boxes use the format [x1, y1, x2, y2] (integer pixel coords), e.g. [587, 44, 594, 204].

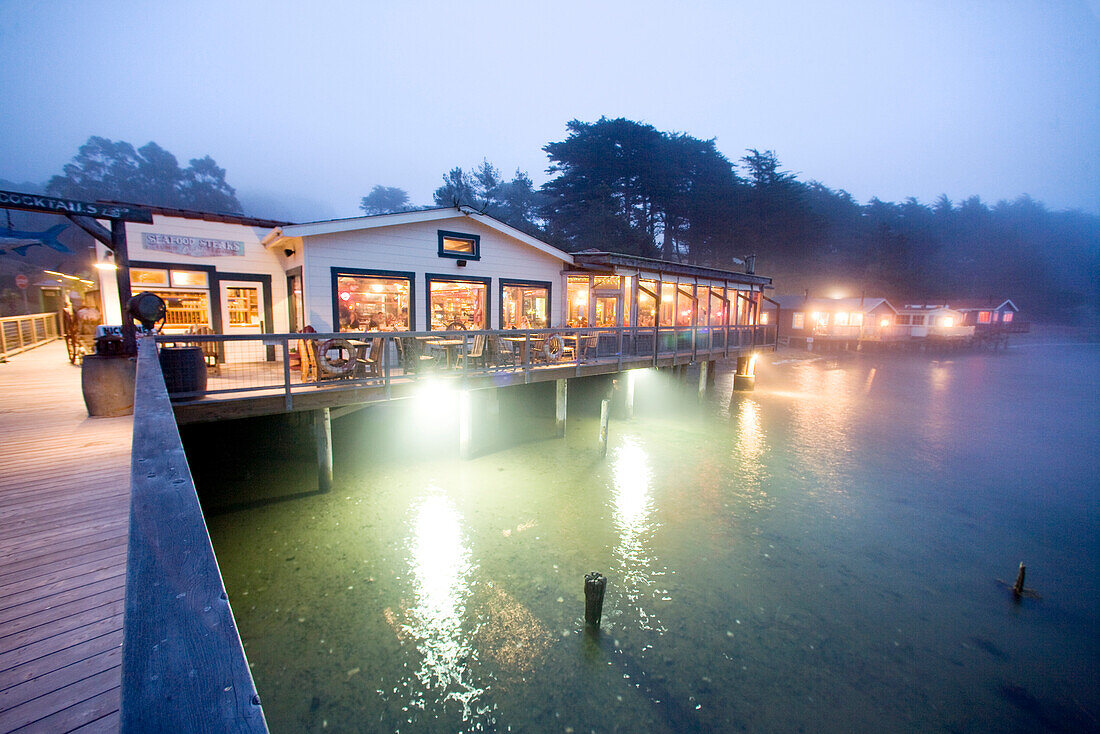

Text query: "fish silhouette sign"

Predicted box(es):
[0, 223, 72, 256]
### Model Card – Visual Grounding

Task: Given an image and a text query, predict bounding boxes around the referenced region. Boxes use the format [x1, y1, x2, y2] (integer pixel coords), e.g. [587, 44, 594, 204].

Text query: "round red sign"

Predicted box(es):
[14, 274, 28, 289]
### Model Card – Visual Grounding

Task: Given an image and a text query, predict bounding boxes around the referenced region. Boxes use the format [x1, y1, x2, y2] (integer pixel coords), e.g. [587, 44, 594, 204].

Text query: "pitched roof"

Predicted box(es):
[273, 206, 574, 264]
[949, 299, 1018, 312]
[571, 251, 771, 286]
[770, 296, 896, 313]
[99, 200, 288, 228]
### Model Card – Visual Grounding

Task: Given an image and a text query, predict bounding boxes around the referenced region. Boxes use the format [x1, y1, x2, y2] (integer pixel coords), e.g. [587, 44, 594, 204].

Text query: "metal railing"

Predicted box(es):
[0, 312, 59, 358]
[155, 323, 776, 408]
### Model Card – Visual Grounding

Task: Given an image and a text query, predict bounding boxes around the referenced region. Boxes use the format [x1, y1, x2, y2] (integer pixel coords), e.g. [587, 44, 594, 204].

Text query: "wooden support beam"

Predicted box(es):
[598, 399, 610, 457]
[67, 215, 112, 247]
[625, 370, 636, 419]
[555, 379, 567, 439]
[315, 408, 332, 492]
[458, 390, 472, 459]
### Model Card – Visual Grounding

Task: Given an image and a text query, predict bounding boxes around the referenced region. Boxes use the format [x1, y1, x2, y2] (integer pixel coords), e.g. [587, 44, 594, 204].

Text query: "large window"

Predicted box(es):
[501, 280, 549, 329]
[566, 276, 590, 327]
[334, 270, 412, 331]
[709, 287, 728, 326]
[792, 312, 805, 329]
[637, 280, 658, 327]
[129, 266, 210, 331]
[428, 276, 488, 330]
[437, 230, 480, 260]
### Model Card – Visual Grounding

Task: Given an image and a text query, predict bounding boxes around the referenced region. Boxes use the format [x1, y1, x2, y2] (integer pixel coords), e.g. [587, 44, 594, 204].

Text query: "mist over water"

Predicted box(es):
[193, 342, 1100, 732]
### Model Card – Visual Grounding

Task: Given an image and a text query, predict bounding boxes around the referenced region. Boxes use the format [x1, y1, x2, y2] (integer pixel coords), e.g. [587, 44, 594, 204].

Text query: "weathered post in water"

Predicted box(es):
[585, 572, 606, 627]
[625, 370, 636, 419]
[599, 399, 610, 456]
[697, 360, 709, 401]
[555, 379, 568, 438]
[1013, 562, 1026, 597]
[315, 407, 333, 492]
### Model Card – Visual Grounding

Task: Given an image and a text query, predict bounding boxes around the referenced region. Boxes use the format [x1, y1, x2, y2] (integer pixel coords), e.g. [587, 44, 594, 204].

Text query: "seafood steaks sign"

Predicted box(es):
[141, 232, 244, 257]
[0, 190, 154, 223]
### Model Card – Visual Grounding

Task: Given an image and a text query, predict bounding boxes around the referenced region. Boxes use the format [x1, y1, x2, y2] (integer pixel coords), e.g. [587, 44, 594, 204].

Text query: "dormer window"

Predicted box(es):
[438, 230, 480, 260]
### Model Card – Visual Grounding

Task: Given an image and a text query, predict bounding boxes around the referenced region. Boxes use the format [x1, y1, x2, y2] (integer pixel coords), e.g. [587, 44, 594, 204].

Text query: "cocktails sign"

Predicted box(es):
[0, 190, 153, 223]
[141, 232, 244, 257]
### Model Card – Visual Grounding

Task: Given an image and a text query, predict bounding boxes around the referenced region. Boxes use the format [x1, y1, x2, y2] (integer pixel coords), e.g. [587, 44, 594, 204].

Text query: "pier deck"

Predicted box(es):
[0, 342, 131, 734]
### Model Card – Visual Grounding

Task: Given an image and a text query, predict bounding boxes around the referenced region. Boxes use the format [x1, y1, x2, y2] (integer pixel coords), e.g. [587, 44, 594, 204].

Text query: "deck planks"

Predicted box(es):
[0, 342, 131, 733]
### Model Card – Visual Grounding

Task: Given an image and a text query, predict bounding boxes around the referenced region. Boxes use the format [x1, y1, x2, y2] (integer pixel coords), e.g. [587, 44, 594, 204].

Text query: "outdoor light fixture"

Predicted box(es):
[456, 260, 467, 267]
[284, 248, 295, 258]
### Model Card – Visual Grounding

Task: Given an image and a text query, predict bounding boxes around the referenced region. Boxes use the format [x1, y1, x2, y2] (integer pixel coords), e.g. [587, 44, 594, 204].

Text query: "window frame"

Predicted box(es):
[437, 229, 481, 261]
[499, 278, 552, 330]
[330, 267, 416, 332]
[425, 273, 491, 330]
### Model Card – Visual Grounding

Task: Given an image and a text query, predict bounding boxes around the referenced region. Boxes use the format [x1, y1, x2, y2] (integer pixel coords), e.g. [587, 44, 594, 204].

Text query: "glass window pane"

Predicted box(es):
[637, 280, 657, 327]
[130, 268, 169, 286]
[503, 285, 548, 329]
[226, 287, 260, 327]
[567, 276, 589, 327]
[430, 280, 485, 330]
[146, 290, 210, 330]
[592, 275, 620, 291]
[660, 283, 675, 326]
[441, 236, 475, 254]
[336, 274, 411, 331]
[170, 270, 208, 288]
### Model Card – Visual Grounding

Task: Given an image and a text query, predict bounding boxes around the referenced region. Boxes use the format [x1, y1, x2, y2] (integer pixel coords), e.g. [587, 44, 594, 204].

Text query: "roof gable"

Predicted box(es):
[273, 206, 573, 264]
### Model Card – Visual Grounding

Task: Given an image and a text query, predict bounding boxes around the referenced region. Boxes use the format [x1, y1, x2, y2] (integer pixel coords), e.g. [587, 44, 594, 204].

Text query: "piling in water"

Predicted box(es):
[598, 399, 610, 457]
[585, 572, 606, 627]
[1013, 562, 1026, 597]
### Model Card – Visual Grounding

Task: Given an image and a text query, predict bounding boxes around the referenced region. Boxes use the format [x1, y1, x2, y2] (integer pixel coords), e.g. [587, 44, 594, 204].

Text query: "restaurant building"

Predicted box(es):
[95, 204, 770, 347]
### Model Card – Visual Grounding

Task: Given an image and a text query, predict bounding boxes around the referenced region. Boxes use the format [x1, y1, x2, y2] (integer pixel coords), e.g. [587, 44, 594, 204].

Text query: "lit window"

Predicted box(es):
[850, 312, 864, 326]
[942, 317, 955, 328]
[834, 312, 849, 326]
[792, 312, 805, 329]
[502, 282, 549, 329]
[335, 272, 411, 331]
[567, 276, 590, 327]
[437, 230, 480, 260]
[130, 268, 169, 286]
[170, 270, 208, 288]
[978, 311, 991, 324]
[429, 277, 487, 330]
[1003, 312, 1013, 323]
[759, 311, 769, 324]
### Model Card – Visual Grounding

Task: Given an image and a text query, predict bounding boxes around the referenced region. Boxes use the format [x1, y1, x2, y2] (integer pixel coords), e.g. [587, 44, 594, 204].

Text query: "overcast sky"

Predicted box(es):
[1, 0, 1097, 221]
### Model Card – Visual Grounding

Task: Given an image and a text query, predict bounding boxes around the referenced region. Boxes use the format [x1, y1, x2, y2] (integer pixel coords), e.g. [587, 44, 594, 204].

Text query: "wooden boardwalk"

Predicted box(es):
[0, 342, 131, 733]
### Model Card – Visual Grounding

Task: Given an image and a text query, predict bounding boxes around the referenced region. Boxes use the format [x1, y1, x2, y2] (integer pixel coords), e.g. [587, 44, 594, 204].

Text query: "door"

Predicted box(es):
[220, 280, 265, 363]
[594, 292, 620, 328]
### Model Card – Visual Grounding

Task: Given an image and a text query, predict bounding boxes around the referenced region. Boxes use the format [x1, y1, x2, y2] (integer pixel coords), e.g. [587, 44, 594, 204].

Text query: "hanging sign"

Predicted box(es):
[0, 190, 153, 223]
[141, 232, 244, 257]
[15, 274, 28, 289]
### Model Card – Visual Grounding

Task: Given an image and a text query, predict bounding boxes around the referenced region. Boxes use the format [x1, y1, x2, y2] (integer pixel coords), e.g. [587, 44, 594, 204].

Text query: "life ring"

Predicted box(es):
[317, 338, 356, 376]
[543, 333, 565, 361]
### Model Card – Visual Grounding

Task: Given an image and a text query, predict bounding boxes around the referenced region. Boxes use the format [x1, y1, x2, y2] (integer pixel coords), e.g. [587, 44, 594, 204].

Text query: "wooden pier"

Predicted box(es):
[0, 341, 132, 733]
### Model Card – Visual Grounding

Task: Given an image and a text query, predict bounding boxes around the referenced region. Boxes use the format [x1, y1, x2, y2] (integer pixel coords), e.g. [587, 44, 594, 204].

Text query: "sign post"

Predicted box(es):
[0, 190, 152, 354]
[15, 273, 28, 314]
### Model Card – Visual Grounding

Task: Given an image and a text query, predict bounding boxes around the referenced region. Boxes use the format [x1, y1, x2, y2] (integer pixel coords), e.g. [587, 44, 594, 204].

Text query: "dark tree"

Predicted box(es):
[46, 136, 242, 213]
[359, 185, 411, 215]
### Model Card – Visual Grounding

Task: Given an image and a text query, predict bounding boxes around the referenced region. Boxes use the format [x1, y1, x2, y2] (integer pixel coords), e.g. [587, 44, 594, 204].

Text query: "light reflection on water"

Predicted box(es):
[198, 344, 1100, 733]
[398, 492, 487, 725]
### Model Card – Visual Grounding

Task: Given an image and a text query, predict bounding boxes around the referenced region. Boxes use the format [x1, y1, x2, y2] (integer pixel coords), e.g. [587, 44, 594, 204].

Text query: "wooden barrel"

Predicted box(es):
[81, 354, 137, 417]
[158, 346, 208, 401]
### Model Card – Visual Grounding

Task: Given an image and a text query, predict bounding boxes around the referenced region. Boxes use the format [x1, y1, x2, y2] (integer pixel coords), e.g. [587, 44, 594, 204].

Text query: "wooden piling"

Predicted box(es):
[585, 572, 606, 627]
[458, 389, 472, 459]
[555, 378, 568, 438]
[315, 407, 332, 493]
[625, 370, 636, 419]
[1013, 562, 1026, 597]
[698, 360, 709, 401]
[599, 399, 610, 456]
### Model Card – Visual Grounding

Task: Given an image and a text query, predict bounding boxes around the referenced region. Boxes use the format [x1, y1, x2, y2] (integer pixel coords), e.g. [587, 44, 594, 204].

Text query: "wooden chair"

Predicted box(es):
[457, 333, 487, 369]
[187, 325, 220, 373]
[361, 336, 384, 378]
[396, 336, 436, 374]
[490, 335, 515, 367]
[577, 333, 599, 362]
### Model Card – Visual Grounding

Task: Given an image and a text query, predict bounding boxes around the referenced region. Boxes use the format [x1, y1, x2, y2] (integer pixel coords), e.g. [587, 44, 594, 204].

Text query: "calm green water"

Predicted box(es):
[193, 342, 1100, 733]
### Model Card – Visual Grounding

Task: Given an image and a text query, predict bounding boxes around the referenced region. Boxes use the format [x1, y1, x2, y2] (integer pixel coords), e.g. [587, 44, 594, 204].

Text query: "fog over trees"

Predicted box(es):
[8, 128, 1096, 323]
[374, 118, 1098, 322]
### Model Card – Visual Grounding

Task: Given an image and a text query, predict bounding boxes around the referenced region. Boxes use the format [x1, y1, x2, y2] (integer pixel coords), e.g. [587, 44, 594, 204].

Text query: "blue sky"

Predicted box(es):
[1, 0, 1097, 221]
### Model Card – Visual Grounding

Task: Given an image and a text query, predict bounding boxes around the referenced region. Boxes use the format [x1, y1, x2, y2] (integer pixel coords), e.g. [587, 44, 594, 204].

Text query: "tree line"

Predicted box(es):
[35, 127, 1100, 322]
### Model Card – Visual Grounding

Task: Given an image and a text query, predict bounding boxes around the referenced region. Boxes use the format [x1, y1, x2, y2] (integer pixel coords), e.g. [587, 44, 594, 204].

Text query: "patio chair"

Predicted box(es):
[457, 333, 487, 369]
[577, 333, 599, 362]
[396, 336, 436, 374]
[489, 335, 516, 367]
[361, 336, 384, 378]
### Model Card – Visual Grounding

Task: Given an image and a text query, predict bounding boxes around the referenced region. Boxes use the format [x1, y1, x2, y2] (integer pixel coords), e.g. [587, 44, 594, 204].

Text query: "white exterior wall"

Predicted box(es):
[96, 214, 290, 331]
[300, 216, 568, 331]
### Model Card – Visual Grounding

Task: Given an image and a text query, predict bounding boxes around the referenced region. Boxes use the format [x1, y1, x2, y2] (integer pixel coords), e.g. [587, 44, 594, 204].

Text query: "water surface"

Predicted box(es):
[195, 341, 1100, 732]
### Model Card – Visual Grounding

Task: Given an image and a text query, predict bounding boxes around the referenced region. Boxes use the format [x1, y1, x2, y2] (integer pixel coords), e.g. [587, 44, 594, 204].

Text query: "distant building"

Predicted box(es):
[950, 299, 1025, 332]
[894, 304, 974, 340]
[770, 295, 900, 347]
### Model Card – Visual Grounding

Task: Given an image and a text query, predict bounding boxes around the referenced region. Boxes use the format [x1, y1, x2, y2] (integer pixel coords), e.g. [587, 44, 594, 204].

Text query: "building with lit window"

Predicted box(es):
[771, 295, 901, 347]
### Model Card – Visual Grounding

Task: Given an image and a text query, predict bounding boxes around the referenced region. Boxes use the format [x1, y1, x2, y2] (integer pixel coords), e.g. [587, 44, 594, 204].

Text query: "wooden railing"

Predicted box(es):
[0, 312, 59, 358]
[122, 337, 268, 732]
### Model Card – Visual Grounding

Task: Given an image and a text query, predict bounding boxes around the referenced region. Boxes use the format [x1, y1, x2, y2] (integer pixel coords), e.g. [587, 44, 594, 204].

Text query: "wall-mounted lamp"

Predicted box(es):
[456, 259, 467, 267]
[284, 248, 295, 258]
